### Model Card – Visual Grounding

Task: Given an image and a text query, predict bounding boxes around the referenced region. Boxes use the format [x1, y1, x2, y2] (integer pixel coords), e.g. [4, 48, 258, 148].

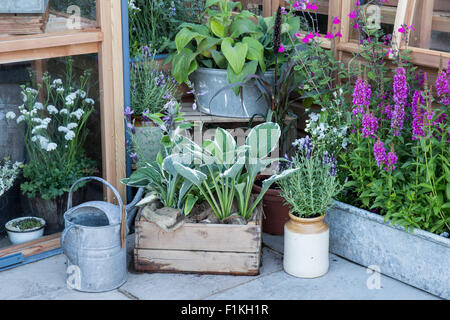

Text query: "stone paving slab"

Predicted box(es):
[0, 233, 440, 300]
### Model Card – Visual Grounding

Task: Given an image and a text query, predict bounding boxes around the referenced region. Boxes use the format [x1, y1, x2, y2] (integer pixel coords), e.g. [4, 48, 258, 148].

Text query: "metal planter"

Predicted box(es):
[325, 201, 450, 299]
[191, 67, 273, 119]
[0, 0, 49, 13]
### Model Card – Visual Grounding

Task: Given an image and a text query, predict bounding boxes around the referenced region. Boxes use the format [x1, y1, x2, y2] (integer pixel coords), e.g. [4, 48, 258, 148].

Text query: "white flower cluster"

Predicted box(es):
[304, 88, 350, 151]
[0, 159, 21, 197]
[128, 0, 141, 13]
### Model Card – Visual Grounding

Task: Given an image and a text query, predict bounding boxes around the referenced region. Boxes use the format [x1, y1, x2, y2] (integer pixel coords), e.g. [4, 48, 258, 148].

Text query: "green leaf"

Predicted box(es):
[136, 192, 160, 207]
[221, 37, 248, 74]
[173, 162, 207, 186]
[242, 37, 265, 72]
[230, 18, 260, 38]
[211, 49, 227, 69]
[183, 194, 198, 215]
[226, 60, 258, 95]
[246, 122, 281, 159]
[210, 17, 227, 38]
[172, 48, 198, 84]
[175, 28, 206, 53]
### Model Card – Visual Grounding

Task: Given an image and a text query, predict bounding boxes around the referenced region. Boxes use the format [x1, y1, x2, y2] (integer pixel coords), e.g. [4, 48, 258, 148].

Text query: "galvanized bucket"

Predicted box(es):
[191, 67, 273, 119]
[61, 177, 141, 293]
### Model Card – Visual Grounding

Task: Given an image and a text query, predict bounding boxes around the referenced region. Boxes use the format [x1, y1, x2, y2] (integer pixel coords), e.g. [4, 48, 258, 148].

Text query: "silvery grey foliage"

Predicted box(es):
[0, 158, 21, 197]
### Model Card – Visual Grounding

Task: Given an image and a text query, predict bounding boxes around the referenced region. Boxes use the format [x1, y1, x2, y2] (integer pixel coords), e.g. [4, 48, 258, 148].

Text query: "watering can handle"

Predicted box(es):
[61, 224, 79, 266]
[67, 176, 126, 248]
[67, 176, 124, 211]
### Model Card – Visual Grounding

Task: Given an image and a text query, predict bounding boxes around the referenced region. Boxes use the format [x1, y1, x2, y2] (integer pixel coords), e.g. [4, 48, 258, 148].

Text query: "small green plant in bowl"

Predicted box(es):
[12, 217, 43, 231]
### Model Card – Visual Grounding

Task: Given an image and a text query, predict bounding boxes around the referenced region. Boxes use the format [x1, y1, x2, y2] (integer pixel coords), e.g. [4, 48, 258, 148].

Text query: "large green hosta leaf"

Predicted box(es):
[221, 37, 247, 75]
[246, 122, 281, 159]
[175, 28, 206, 53]
[242, 37, 265, 73]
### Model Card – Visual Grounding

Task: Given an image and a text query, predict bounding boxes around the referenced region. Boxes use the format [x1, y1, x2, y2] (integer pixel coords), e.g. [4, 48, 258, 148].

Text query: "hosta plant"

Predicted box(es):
[122, 101, 198, 215]
[171, 122, 298, 220]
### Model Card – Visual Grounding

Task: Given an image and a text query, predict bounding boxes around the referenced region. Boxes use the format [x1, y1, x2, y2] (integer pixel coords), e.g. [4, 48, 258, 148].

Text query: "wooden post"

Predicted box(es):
[419, 0, 435, 49]
[97, 0, 126, 203]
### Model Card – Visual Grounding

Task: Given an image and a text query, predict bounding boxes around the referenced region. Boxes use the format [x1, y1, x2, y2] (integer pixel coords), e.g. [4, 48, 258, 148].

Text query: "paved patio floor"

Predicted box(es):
[0, 233, 440, 300]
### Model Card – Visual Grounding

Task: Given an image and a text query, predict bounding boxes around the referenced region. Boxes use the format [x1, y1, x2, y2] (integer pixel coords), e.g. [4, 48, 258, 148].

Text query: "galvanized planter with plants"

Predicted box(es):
[325, 201, 450, 300]
[123, 105, 296, 275]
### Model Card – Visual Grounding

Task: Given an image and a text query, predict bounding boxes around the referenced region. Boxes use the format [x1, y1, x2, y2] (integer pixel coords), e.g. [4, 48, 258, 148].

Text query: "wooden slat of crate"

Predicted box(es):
[135, 249, 260, 275]
[135, 217, 262, 253]
[134, 205, 263, 275]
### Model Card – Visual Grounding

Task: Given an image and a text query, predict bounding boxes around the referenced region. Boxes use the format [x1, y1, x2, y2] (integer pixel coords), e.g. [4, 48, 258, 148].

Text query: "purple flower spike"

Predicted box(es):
[361, 113, 378, 139]
[373, 139, 386, 168]
[127, 122, 136, 135]
[352, 79, 371, 108]
[130, 152, 138, 162]
[384, 150, 398, 172]
[436, 63, 450, 106]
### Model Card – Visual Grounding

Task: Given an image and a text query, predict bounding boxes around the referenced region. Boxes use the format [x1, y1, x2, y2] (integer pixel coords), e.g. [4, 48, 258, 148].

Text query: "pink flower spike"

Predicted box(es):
[333, 17, 341, 25]
[306, 32, 315, 39]
[335, 30, 343, 38]
[349, 10, 357, 19]
[278, 44, 285, 53]
[314, 32, 321, 38]
[356, 0, 361, 6]
[353, 23, 359, 29]
[302, 37, 310, 43]
[306, 3, 318, 10]
[398, 26, 406, 33]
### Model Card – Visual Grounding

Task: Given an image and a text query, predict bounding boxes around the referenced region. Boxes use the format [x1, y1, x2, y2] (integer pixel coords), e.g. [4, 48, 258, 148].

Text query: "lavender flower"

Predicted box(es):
[124, 106, 134, 121]
[323, 151, 337, 176]
[361, 113, 378, 139]
[127, 122, 136, 135]
[293, 135, 313, 159]
[130, 152, 138, 162]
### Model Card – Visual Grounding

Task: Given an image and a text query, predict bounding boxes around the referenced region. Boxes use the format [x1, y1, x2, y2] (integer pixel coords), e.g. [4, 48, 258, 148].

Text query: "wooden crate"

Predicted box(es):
[0, 4, 50, 35]
[134, 206, 263, 275]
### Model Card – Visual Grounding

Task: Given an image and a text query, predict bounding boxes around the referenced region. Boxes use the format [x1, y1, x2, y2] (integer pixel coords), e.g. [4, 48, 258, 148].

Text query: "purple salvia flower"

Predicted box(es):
[373, 139, 386, 168]
[361, 113, 378, 139]
[391, 68, 408, 136]
[436, 63, 450, 106]
[352, 79, 371, 108]
[382, 104, 393, 120]
[384, 149, 398, 172]
[127, 122, 136, 135]
[323, 151, 338, 176]
[411, 90, 426, 140]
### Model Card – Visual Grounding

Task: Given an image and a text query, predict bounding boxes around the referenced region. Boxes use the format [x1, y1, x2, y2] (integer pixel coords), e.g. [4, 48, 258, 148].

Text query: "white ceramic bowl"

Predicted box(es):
[5, 216, 46, 245]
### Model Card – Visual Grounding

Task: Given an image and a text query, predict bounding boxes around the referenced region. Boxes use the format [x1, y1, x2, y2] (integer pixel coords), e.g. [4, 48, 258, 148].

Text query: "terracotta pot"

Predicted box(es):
[252, 175, 290, 235]
[284, 213, 329, 278]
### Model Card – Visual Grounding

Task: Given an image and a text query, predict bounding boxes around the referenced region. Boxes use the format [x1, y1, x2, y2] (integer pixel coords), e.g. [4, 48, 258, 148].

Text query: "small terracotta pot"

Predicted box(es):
[283, 213, 329, 278]
[252, 176, 290, 235]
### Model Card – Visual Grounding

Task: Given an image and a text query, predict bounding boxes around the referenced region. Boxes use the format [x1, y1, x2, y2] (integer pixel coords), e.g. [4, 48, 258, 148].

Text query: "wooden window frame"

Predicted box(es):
[0, 0, 126, 263]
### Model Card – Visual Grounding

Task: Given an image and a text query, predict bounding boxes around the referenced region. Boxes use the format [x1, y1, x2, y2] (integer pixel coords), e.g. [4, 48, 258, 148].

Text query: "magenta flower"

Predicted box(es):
[335, 30, 343, 38]
[373, 139, 387, 168]
[278, 44, 285, 53]
[436, 62, 449, 106]
[361, 113, 378, 139]
[381, 104, 393, 120]
[325, 32, 334, 39]
[352, 79, 371, 107]
[385, 150, 398, 172]
[391, 67, 408, 136]
[349, 10, 357, 19]
[333, 17, 341, 24]
[411, 90, 426, 140]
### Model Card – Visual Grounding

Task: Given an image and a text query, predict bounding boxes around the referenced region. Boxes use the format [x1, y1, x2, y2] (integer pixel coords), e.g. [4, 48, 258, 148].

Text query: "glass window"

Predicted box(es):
[0, 54, 102, 248]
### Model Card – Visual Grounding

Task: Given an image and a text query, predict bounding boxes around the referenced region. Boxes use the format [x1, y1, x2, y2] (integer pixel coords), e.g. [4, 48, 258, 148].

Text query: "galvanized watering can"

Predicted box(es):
[61, 177, 143, 293]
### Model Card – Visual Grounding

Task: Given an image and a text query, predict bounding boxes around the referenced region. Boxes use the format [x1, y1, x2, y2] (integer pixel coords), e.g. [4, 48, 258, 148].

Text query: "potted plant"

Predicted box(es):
[123, 109, 298, 273]
[0, 158, 21, 234]
[251, 3, 346, 235]
[168, 0, 276, 118]
[5, 216, 45, 245]
[128, 0, 206, 64]
[7, 58, 97, 234]
[278, 136, 342, 278]
[125, 55, 182, 166]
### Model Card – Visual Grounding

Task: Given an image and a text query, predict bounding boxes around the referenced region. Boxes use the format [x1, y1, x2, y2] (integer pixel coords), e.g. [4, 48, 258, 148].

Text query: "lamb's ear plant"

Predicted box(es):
[171, 122, 299, 220]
